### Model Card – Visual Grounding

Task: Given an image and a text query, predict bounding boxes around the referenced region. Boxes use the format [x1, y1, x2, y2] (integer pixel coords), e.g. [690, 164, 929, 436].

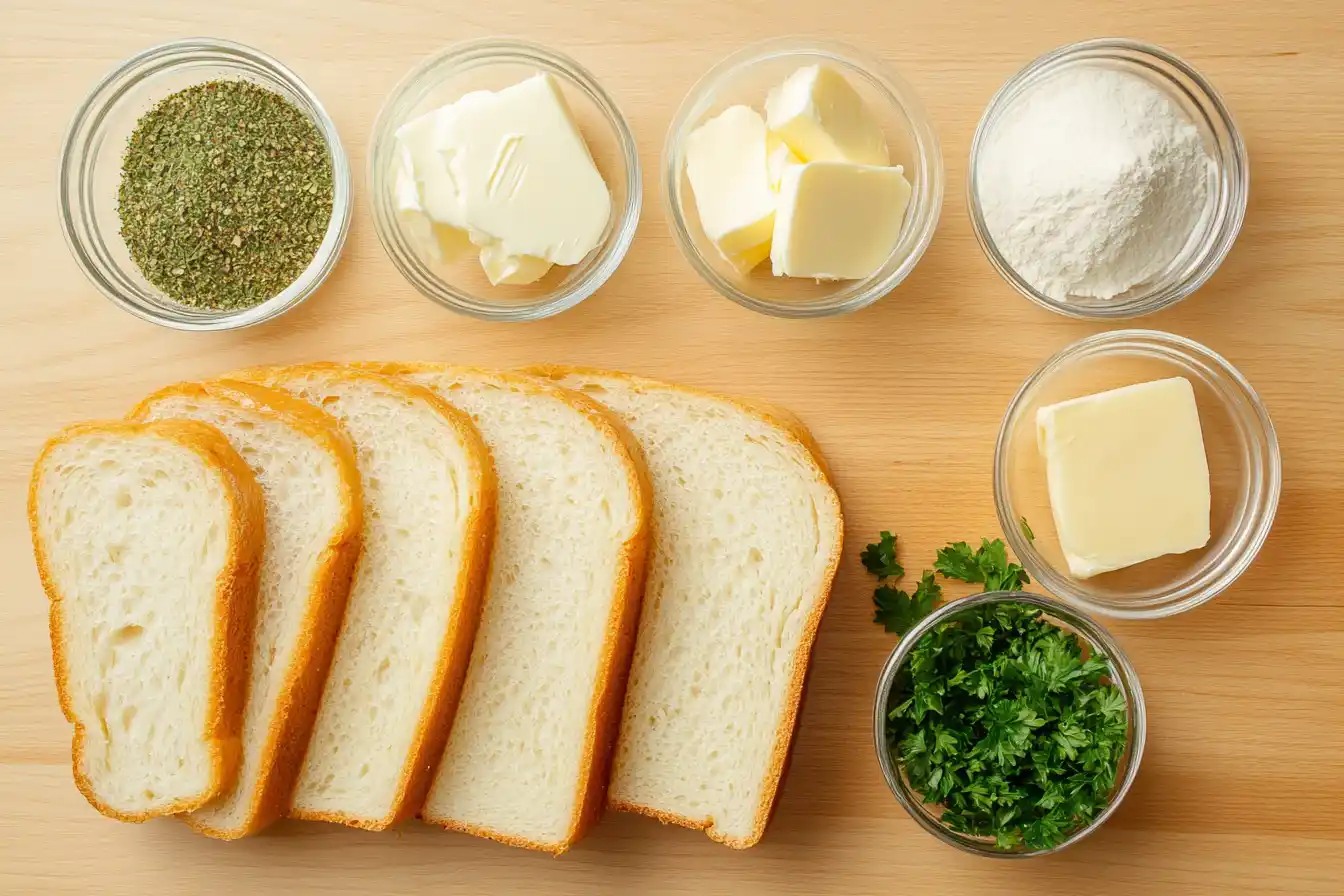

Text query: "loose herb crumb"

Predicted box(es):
[117, 80, 333, 311]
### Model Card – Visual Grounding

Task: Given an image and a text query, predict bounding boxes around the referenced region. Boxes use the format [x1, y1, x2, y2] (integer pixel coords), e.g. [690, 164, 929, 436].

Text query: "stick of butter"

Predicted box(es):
[1036, 377, 1212, 579]
[765, 65, 889, 166]
[771, 162, 910, 280]
[684, 105, 776, 273]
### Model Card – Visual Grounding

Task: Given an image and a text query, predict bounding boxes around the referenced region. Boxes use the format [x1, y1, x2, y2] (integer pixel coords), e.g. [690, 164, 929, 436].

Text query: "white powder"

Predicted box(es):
[977, 66, 1214, 301]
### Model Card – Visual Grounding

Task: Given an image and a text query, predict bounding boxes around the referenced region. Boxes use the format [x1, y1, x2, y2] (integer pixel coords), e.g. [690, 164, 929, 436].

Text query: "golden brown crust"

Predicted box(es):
[523, 366, 844, 849]
[361, 363, 652, 854]
[129, 380, 365, 839]
[230, 363, 495, 832]
[29, 419, 264, 823]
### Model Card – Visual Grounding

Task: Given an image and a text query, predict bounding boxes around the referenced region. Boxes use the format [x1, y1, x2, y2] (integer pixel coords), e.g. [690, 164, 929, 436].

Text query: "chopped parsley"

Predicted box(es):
[886, 601, 1128, 851]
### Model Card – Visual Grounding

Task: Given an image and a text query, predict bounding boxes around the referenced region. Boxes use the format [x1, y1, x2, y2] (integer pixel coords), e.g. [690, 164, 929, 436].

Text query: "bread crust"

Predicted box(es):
[129, 380, 365, 839]
[362, 364, 652, 855]
[230, 364, 496, 832]
[524, 366, 844, 849]
[29, 419, 265, 823]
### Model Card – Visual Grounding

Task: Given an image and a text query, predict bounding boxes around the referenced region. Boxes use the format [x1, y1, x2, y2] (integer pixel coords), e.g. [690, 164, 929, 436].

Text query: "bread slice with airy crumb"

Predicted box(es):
[29, 419, 264, 822]
[231, 364, 494, 831]
[130, 380, 363, 839]
[526, 367, 843, 848]
[360, 364, 650, 854]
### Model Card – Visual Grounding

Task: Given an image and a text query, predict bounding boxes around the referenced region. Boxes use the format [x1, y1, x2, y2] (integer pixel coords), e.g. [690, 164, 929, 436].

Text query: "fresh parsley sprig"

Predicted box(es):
[863, 532, 942, 634]
[862, 533, 1031, 635]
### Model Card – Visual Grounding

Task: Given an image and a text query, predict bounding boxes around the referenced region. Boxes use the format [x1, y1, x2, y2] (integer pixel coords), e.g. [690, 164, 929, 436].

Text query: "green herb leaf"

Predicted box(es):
[935, 537, 1031, 593]
[861, 531, 904, 579]
[1020, 517, 1035, 543]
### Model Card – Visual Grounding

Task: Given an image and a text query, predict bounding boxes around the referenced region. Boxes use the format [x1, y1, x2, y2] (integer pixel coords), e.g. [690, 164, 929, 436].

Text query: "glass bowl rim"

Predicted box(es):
[872, 589, 1147, 858]
[57, 36, 353, 332]
[661, 36, 945, 319]
[366, 36, 642, 322]
[966, 36, 1249, 320]
[994, 328, 1282, 619]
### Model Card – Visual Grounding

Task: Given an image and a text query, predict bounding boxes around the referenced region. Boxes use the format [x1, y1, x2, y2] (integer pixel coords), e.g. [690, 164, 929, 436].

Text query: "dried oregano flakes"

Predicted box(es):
[117, 79, 334, 311]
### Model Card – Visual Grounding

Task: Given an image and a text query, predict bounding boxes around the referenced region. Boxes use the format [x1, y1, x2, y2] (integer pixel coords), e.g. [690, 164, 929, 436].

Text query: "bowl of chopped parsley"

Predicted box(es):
[873, 591, 1145, 857]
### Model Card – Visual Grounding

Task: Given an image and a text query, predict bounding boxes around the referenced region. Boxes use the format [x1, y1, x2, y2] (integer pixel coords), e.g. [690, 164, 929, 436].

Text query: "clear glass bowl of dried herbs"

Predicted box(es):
[872, 591, 1146, 857]
[59, 38, 352, 330]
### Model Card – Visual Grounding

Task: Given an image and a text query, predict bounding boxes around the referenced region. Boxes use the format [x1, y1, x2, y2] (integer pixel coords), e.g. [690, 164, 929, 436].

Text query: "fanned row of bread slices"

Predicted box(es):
[28, 364, 843, 852]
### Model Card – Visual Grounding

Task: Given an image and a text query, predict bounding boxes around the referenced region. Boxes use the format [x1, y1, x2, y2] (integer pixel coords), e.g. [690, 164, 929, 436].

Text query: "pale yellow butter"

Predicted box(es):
[1036, 377, 1212, 579]
[391, 74, 610, 283]
[685, 105, 777, 270]
[770, 162, 910, 280]
[477, 240, 552, 286]
[765, 65, 889, 166]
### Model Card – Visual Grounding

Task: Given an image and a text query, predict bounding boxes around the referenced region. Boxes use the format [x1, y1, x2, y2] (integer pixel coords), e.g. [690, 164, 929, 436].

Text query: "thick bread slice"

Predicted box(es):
[29, 420, 264, 822]
[231, 364, 494, 831]
[361, 364, 650, 854]
[526, 367, 843, 848]
[129, 381, 363, 839]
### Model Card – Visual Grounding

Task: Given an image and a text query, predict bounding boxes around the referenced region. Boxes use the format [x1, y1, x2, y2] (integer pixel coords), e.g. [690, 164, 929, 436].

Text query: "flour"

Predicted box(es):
[977, 66, 1214, 301]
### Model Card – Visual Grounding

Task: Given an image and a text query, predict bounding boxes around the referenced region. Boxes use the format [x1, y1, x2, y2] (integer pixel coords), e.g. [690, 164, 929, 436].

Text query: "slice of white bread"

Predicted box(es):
[129, 381, 363, 839]
[361, 364, 650, 854]
[527, 367, 843, 848]
[231, 364, 494, 830]
[29, 420, 264, 822]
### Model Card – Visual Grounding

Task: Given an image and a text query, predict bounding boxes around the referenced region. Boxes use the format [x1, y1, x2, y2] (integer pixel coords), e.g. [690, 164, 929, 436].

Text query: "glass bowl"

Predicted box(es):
[58, 37, 352, 331]
[369, 39, 640, 322]
[968, 38, 1248, 319]
[996, 330, 1280, 619]
[873, 591, 1146, 858]
[663, 38, 944, 318]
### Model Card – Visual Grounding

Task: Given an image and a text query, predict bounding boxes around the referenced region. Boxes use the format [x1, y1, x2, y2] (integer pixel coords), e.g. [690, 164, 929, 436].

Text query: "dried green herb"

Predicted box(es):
[117, 80, 333, 310]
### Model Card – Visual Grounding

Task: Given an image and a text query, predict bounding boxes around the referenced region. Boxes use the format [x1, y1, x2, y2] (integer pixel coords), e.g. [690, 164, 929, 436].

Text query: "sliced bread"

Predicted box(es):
[363, 364, 650, 854]
[232, 364, 495, 830]
[129, 380, 363, 839]
[526, 367, 843, 848]
[29, 420, 264, 822]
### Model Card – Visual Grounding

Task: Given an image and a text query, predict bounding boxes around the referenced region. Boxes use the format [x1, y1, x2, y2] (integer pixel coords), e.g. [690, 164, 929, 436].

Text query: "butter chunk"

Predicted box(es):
[771, 162, 910, 280]
[478, 240, 552, 285]
[430, 74, 610, 266]
[685, 105, 777, 266]
[765, 65, 888, 166]
[393, 163, 474, 263]
[766, 133, 800, 190]
[1036, 377, 1211, 580]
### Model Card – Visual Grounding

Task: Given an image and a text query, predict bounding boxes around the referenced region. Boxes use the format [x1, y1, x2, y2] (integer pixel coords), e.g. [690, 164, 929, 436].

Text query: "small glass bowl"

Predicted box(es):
[369, 39, 641, 322]
[968, 38, 1248, 319]
[996, 330, 1281, 619]
[58, 38, 352, 331]
[873, 591, 1146, 858]
[663, 39, 944, 318]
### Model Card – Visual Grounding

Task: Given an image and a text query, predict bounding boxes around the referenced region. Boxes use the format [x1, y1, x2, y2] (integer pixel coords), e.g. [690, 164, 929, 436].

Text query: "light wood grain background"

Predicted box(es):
[3, 1, 1342, 893]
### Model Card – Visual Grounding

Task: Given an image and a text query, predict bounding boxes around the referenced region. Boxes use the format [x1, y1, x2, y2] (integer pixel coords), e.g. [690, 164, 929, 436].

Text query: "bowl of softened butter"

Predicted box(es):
[369, 39, 641, 321]
[663, 39, 943, 318]
[995, 329, 1280, 619]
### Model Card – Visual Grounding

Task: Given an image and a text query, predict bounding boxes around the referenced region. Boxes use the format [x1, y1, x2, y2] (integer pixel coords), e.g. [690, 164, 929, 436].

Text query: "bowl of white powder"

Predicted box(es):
[968, 38, 1248, 319]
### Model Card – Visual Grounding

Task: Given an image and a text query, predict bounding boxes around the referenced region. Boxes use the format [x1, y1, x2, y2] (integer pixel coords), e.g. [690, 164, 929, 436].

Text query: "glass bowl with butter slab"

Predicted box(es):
[58, 38, 352, 331]
[874, 591, 1146, 858]
[663, 39, 943, 318]
[995, 329, 1280, 619]
[370, 39, 641, 321]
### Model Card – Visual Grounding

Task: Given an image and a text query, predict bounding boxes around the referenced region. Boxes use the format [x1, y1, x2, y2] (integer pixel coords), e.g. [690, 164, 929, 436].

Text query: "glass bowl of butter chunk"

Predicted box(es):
[995, 329, 1280, 619]
[663, 39, 944, 318]
[370, 39, 641, 321]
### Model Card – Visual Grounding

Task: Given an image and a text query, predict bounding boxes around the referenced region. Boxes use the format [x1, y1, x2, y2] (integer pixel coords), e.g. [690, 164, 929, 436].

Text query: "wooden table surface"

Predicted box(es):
[4, 1, 1343, 893]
